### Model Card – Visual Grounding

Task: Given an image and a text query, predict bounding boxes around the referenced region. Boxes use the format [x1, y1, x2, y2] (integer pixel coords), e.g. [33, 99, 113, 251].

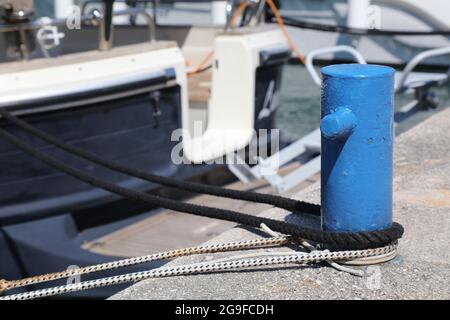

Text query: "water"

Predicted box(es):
[276, 64, 450, 141]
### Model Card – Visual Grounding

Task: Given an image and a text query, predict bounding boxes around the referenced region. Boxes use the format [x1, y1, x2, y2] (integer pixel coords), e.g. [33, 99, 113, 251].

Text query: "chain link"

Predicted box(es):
[0, 243, 397, 300]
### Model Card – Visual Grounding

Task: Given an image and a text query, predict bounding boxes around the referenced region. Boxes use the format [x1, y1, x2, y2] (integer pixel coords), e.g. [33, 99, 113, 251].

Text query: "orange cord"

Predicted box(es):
[188, 51, 214, 76]
[188, 0, 305, 77]
[188, 3, 248, 76]
[266, 0, 305, 65]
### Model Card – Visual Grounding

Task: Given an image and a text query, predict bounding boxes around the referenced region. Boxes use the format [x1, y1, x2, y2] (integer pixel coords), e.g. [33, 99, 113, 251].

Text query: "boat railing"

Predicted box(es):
[305, 45, 450, 93]
[97, 6, 156, 50]
[225, 0, 267, 31]
[0, 6, 156, 51]
[305, 45, 367, 86]
[396, 46, 450, 92]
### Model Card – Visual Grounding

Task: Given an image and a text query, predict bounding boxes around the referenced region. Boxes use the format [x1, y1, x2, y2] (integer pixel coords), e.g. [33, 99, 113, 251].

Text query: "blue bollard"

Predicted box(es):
[320, 64, 395, 232]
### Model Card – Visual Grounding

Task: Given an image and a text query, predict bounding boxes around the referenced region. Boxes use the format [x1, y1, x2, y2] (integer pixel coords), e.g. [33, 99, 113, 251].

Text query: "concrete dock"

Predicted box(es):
[111, 109, 450, 300]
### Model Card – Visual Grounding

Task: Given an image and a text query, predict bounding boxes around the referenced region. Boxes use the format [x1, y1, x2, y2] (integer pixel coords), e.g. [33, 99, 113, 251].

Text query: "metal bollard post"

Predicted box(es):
[320, 64, 395, 232]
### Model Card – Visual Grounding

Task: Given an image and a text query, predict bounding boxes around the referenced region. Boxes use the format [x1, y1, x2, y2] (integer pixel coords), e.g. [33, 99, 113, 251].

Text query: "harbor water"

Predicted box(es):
[276, 64, 450, 140]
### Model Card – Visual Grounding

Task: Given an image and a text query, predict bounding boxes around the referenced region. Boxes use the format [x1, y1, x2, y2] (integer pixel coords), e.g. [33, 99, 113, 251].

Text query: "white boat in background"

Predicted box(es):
[4, 0, 450, 67]
[280, 0, 450, 67]
[72, 0, 450, 67]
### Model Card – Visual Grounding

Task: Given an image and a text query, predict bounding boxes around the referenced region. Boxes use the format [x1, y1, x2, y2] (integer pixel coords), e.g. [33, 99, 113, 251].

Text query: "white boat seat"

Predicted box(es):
[182, 26, 288, 163]
[187, 69, 212, 102]
[185, 128, 255, 163]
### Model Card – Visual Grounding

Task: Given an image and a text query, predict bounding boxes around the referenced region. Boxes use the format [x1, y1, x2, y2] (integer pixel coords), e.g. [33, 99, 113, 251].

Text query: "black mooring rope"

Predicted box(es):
[280, 16, 450, 36]
[0, 108, 319, 215]
[0, 126, 403, 250]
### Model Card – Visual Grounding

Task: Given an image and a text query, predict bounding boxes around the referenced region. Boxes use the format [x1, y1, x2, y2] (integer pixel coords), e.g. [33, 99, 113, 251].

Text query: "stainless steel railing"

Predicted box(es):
[0, 7, 156, 51]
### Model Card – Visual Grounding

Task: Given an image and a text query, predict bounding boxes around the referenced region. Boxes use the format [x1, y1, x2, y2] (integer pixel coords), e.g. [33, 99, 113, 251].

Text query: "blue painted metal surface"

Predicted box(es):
[320, 64, 395, 232]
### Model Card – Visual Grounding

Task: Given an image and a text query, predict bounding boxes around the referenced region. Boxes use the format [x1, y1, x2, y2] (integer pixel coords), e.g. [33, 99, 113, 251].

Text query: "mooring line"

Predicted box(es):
[0, 108, 320, 217]
[0, 243, 397, 300]
[0, 237, 291, 293]
[0, 126, 404, 250]
[0, 109, 403, 300]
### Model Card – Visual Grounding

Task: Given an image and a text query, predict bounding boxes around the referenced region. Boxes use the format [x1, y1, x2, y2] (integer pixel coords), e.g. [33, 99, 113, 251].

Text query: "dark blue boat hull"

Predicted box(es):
[0, 57, 285, 299]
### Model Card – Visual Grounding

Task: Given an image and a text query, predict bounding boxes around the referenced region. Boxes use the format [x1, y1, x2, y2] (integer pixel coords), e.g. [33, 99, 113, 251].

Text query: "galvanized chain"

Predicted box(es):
[0, 243, 397, 300]
[0, 237, 291, 293]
